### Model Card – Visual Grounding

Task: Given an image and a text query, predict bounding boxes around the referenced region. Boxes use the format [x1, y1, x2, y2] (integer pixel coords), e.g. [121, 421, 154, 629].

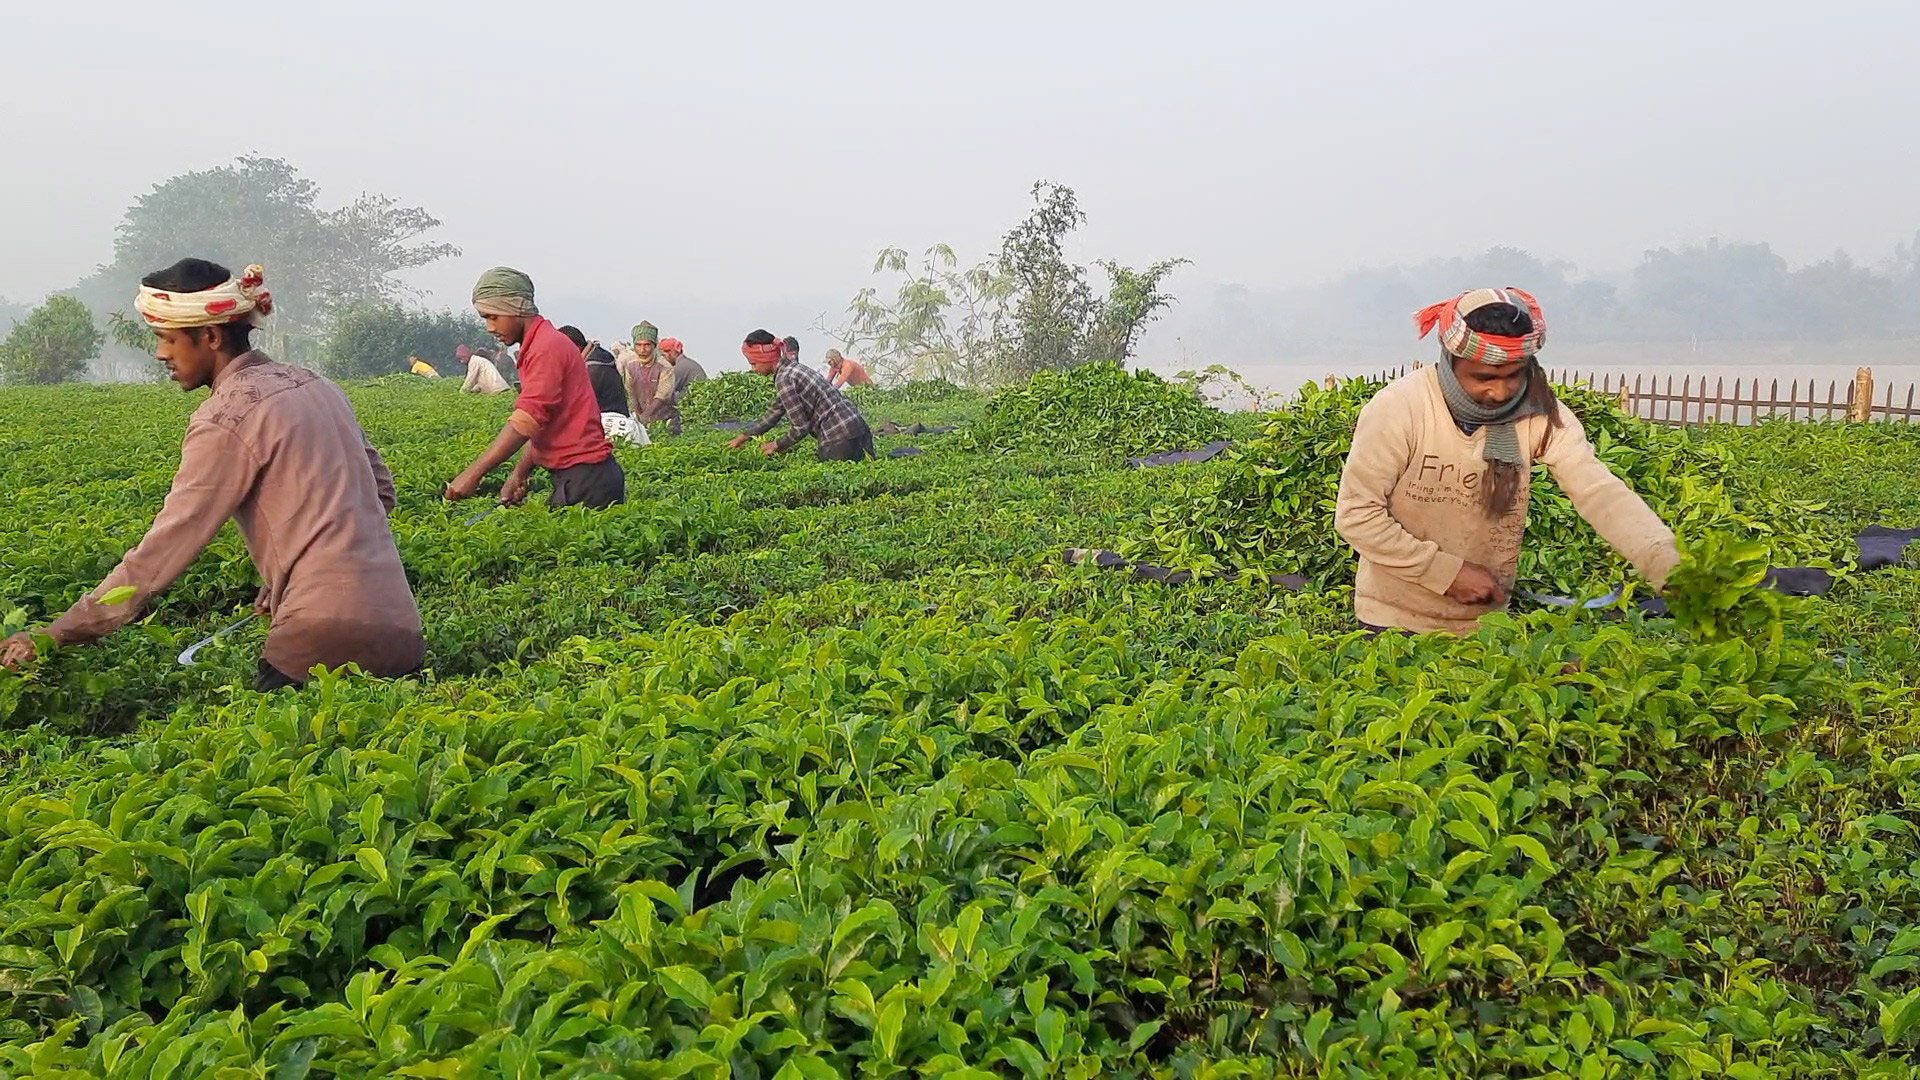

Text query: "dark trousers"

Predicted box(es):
[818, 422, 876, 462]
[549, 456, 626, 509]
[255, 660, 301, 692]
[639, 401, 683, 436]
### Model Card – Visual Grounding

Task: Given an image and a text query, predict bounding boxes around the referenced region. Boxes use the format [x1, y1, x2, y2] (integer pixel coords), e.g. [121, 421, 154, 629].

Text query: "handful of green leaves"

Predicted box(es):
[1662, 529, 1784, 645]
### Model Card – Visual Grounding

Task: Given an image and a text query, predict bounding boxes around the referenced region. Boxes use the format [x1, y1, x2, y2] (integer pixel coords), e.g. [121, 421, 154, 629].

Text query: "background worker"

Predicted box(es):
[639, 337, 706, 434]
[826, 348, 873, 388]
[729, 329, 876, 462]
[458, 343, 511, 394]
[622, 321, 663, 414]
[557, 324, 631, 416]
[446, 267, 625, 509]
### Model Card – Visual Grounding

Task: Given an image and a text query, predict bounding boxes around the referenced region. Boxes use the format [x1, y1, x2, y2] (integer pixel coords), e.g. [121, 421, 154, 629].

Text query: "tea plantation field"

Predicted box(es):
[1, 369, 1918, 1078]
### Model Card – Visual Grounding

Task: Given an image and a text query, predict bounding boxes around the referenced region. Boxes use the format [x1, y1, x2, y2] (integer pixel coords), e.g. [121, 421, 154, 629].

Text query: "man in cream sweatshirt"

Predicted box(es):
[1334, 287, 1680, 634]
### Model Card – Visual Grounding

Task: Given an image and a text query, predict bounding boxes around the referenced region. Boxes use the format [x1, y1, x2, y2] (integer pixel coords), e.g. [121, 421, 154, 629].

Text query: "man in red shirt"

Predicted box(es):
[444, 266, 625, 509]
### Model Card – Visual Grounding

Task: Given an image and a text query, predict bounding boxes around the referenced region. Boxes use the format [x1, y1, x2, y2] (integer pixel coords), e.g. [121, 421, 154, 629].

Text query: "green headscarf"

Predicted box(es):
[631, 321, 659, 345]
[472, 267, 538, 317]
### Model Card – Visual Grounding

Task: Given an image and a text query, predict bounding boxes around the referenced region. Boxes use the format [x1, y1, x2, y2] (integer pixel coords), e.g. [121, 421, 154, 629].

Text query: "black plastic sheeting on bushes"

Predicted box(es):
[1126, 441, 1235, 469]
[1068, 525, 1920, 616]
[888, 447, 925, 458]
[876, 422, 959, 437]
[1859, 525, 1920, 570]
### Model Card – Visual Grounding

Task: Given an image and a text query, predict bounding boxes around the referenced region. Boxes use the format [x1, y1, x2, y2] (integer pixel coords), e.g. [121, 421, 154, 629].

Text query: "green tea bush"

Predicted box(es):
[679, 371, 777, 425]
[2, 378, 1918, 1076]
[1129, 375, 1839, 594]
[847, 377, 973, 407]
[965, 361, 1229, 459]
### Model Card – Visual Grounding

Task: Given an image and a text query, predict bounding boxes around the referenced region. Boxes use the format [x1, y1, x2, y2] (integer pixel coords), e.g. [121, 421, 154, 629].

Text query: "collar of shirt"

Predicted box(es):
[519, 317, 565, 361]
[211, 351, 268, 390]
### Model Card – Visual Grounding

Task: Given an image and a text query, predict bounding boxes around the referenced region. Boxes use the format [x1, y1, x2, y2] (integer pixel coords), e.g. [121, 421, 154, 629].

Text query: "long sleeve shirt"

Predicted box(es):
[624, 357, 665, 417]
[583, 345, 630, 415]
[1333, 366, 1680, 634]
[509, 317, 613, 469]
[462, 356, 511, 394]
[741, 358, 870, 452]
[668, 356, 707, 406]
[47, 354, 426, 678]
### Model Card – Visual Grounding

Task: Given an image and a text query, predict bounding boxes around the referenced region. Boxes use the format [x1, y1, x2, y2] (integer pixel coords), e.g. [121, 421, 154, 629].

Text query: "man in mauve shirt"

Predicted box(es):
[0, 258, 426, 691]
[444, 267, 625, 510]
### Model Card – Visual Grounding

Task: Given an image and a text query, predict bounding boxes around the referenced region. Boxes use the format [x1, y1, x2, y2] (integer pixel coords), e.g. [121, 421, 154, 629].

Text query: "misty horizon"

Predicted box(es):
[6, 2, 1919, 377]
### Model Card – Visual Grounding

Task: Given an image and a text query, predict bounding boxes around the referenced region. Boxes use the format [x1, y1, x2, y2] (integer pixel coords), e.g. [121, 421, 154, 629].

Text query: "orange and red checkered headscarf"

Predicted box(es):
[742, 330, 782, 365]
[1414, 287, 1546, 365]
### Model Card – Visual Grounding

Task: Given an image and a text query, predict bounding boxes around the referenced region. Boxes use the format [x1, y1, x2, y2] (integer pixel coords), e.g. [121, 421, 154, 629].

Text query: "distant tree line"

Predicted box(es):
[1178, 238, 1920, 359]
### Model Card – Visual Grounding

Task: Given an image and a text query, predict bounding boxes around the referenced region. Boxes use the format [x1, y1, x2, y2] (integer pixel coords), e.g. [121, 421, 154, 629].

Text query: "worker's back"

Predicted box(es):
[194, 356, 425, 677]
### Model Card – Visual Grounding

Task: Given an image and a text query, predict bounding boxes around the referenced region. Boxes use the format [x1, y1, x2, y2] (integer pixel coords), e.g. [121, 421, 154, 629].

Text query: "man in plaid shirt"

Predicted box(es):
[729, 330, 876, 461]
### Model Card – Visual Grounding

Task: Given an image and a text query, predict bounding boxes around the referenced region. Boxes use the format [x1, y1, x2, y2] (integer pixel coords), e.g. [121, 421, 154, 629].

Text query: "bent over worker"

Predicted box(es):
[1333, 287, 1680, 635]
[826, 348, 873, 388]
[729, 330, 875, 461]
[556, 324, 631, 416]
[458, 344, 511, 394]
[0, 259, 426, 690]
[446, 267, 625, 509]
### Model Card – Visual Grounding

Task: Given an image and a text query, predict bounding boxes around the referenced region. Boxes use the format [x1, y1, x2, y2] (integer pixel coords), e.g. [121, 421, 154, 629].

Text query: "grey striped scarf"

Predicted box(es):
[1436, 359, 1547, 468]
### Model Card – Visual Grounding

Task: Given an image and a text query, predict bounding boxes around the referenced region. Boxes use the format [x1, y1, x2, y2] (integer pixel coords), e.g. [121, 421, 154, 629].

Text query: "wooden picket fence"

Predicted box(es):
[1351, 364, 1920, 426]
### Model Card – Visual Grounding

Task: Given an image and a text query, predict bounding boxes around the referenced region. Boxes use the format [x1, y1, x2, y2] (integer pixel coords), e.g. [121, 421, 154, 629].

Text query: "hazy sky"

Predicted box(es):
[5, 1, 1916, 356]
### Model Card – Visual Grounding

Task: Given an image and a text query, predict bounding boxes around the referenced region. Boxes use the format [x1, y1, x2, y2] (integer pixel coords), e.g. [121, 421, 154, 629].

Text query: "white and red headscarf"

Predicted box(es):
[135, 264, 274, 329]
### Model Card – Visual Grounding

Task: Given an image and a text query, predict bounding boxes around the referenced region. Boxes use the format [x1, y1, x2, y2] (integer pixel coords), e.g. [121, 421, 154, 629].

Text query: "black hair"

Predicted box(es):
[1450, 301, 1560, 518]
[744, 329, 778, 346]
[1462, 302, 1533, 338]
[140, 257, 254, 352]
[782, 335, 800, 353]
[557, 325, 587, 349]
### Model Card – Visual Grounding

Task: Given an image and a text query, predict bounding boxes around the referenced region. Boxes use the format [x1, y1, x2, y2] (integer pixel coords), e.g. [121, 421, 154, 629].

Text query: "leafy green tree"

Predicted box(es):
[0, 296, 103, 385]
[106, 311, 157, 354]
[323, 302, 492, 379]
[80, 155, 458, 364]
[1085, 257, 1190, 362]
[995, 181, 1094, 376]
[831, 245, 1009, 385]
[833, 181, 1187, 386]
[99, 312, 164, 382]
